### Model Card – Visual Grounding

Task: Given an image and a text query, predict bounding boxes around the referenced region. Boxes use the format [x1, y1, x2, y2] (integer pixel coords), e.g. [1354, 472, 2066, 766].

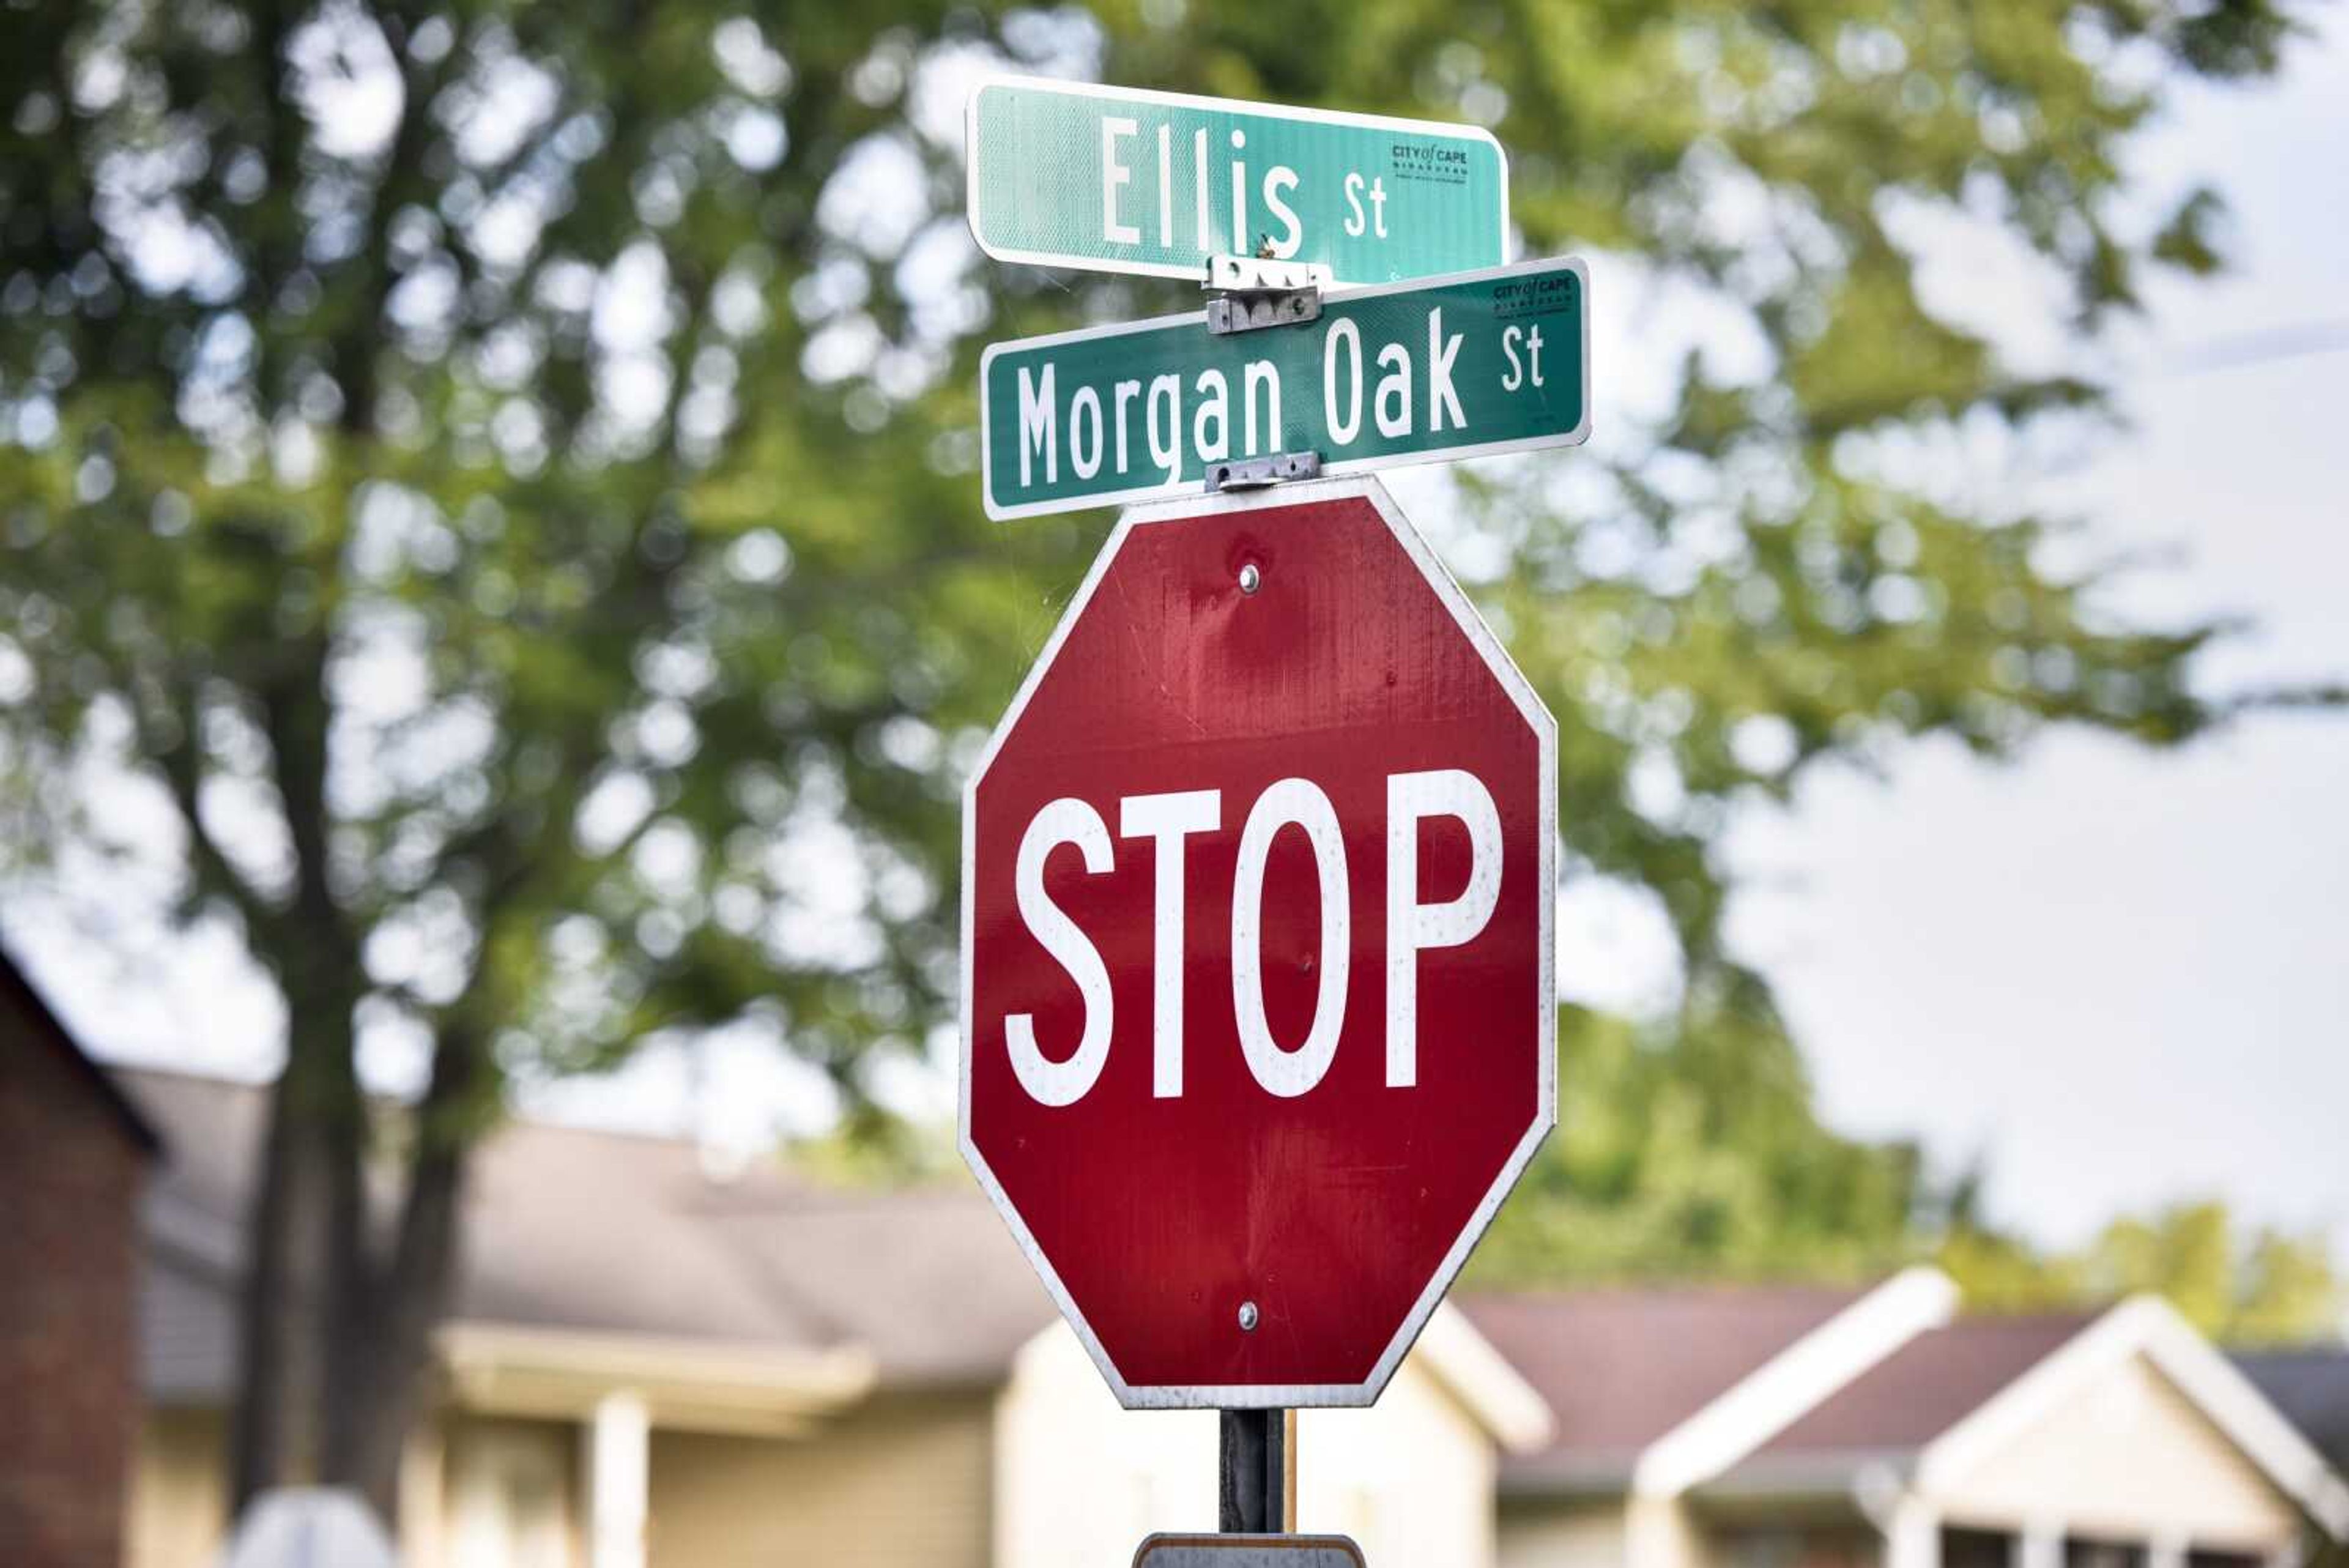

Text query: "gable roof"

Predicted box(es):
[1701, 1297, 2349, 1541]
[1477, 1268, 2349, 1543]
[124, 1067, 1552, 1444]
[1461, 1282, 1872, 1492]
[2236, 1347, 2349, 1474]
[1, 945, 161, 1155]
[127, 1066, 1053, 1405]
[1913, 1298, 2349, 1539]
[1749, 1313, 2097, 1460]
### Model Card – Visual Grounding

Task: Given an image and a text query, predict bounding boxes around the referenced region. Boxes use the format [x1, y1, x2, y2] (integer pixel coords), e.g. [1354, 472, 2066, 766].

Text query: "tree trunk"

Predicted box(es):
[231, 1013, 481, 1525]
[326, 1139, 466, 1518]
[226, 626, 488, 1528]
[229, 1025, 365, 1513]
[327, 1040, 479, 1518]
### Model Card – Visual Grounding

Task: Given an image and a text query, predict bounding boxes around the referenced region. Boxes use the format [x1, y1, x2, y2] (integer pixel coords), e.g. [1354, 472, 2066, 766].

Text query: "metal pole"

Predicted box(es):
[1218, 1409, 1293, 1532]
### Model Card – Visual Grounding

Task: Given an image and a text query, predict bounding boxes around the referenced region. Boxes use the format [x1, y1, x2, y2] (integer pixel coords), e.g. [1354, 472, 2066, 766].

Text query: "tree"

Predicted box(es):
[1939, 1198, 2345, 1342]
[1468, 1003, 1925, 1284]
[1, 0, 1063, 1512]
[1464, 1020, 2346, 1345]
[0, 0, 2318, 1521]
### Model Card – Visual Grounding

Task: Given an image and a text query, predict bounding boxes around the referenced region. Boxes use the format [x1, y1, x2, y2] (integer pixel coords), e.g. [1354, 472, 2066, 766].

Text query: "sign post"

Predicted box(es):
[1219, 1409, 1291, 1532]
[968, 77, 1508, 284]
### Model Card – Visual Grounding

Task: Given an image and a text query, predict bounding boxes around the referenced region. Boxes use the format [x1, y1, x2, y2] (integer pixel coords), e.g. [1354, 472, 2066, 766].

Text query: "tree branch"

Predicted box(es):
[146, 693, 286, 948]
[330, 11, 454, 437]
[259, 644, 359, 983]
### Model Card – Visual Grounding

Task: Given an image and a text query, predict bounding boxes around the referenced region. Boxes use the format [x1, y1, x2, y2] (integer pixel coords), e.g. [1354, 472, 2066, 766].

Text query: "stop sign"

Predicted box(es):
[960, 478, 1555, 1408]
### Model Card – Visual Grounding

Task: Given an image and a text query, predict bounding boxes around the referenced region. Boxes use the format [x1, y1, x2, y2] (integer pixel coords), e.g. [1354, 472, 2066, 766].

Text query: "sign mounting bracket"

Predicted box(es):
[1204, 253, 1328, 336]
[1206, 451, 1323, 493]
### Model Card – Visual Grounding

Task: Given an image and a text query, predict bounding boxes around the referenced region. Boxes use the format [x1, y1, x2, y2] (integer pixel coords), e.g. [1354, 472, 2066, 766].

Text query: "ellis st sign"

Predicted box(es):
[967, 76, 1508, 284]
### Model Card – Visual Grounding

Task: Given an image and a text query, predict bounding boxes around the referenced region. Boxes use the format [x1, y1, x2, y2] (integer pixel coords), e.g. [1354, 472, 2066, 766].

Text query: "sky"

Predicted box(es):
[9, 11, 2346, 1272]
[1726, 15, 2349, 1259]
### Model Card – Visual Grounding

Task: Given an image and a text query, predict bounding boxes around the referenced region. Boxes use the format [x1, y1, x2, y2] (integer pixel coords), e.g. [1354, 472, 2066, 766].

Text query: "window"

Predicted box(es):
[2066, 1536, 2148, 1568]
[448, 1422, 576, 1568]
[1946, 1526, 2015, 1568]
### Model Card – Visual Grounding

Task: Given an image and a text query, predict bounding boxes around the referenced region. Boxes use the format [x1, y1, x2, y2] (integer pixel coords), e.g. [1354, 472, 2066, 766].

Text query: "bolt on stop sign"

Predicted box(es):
[960, 477, 1556, 1408]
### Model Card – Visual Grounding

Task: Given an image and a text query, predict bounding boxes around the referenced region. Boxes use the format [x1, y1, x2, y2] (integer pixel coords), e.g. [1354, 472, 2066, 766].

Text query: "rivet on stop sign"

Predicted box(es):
[1238, 562, 1261, 594]
[1238, 1301, 1260, 1332]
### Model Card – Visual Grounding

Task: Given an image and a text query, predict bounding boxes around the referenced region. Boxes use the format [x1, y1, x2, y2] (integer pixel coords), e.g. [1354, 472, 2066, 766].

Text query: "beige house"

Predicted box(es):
[1469, 1273, 2349, 1568]
[122, 1068, 1548, 1568]
[121, 1070, 2348, 1568]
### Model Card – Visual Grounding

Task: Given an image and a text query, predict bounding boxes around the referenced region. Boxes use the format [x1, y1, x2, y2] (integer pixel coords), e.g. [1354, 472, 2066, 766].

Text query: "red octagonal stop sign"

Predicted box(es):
[960, 478, 1555, 1408]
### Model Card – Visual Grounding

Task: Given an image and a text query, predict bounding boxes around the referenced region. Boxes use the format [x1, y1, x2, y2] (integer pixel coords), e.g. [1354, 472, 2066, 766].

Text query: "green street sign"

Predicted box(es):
[966, 76, 1508, 286]
[979, 258, 1589, 521]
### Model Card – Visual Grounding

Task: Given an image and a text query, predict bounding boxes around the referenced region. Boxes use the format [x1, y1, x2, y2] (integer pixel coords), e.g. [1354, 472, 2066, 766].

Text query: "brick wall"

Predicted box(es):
[0, 992, 150, 1568]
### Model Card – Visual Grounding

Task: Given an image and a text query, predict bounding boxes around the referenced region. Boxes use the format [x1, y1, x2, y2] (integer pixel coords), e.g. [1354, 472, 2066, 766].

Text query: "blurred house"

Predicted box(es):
[116, 1068, 2349, 1568]
[119, 1068, 1546, 1568]
[0, 950, 160, 1568]
[1471, 1275, 2349, 1568]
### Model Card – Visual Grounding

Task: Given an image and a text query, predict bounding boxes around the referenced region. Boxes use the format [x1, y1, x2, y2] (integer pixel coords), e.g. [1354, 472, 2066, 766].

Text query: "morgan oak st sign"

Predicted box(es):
[981, 257, 1589, 519]
[959, 479, 1556, 1407]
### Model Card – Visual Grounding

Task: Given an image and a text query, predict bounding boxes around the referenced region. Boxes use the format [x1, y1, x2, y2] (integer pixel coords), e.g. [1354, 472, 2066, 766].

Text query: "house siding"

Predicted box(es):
[647, 1394, 993, 1568]
[0, 996, 149, 1568]
[994, 1322, 1506, 1568]
[1499, 1499, 1631, 1568]
[992, 1328, 1218, 1566]
[1299, 1361, 1502, 1568]
[124, 1410, 228, 1568]
[1633, 1495, 1733, 1568]
[1929, 1353, 2301, 1551]
[128, 1399, 995, 1568]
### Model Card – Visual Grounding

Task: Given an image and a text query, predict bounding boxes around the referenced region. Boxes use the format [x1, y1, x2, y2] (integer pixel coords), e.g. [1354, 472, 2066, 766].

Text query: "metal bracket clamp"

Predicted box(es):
[1203, 253, 1330, 336]
[1206, 451, 1322, 492]
[1206, 292, 1320, 333]
[1200, 253, 1327, 490]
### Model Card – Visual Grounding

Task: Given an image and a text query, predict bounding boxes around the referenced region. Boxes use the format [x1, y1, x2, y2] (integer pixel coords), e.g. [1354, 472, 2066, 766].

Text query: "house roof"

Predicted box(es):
[125, 1067, 1055, 1404]
[1700, 1299, 2349, 1542]
[1461, 1282, 1869, 1491]
[122, 1068, 1545, 1442]
[1748, 1313, 2098, 1459]
[2235, 1347, 2349, 1473]
[1463, 1270, 2349, 1530]
[116, 1063, 2346, 1523]
[1, 946, 161, 1154]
